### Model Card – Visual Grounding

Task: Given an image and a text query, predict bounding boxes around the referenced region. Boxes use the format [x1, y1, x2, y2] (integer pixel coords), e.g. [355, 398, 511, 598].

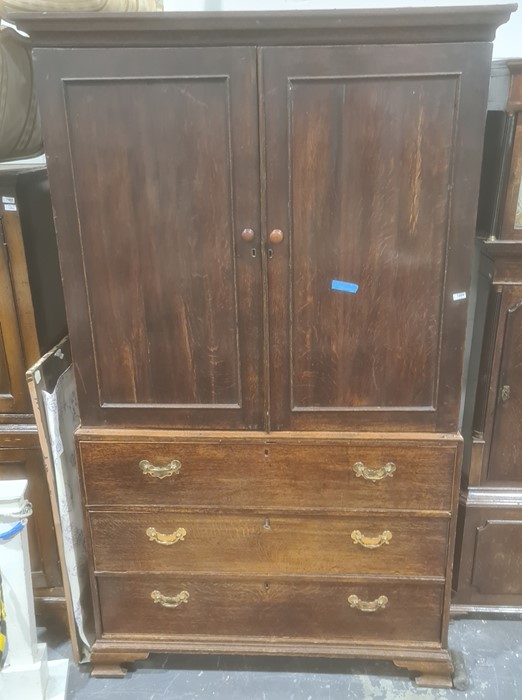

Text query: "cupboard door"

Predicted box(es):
[34, 48, 263, 429]
[262, 44, 490, 431]
[0, 218, 31, 414]
[486, 286, 522, 483]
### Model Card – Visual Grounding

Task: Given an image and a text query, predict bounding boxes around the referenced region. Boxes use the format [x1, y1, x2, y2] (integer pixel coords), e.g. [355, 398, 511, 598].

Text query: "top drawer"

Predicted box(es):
[79, 438, 457, 512]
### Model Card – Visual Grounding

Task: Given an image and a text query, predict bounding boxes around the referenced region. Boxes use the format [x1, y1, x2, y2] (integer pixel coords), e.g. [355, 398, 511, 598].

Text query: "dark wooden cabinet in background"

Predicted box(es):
[0, 167, 67, 618]
[454, 61, 522, 612]
[18, 5, 514, 688]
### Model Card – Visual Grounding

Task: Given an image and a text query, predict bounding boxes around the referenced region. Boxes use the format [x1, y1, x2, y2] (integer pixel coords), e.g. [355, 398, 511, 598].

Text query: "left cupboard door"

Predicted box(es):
[33, 48, 264, 430]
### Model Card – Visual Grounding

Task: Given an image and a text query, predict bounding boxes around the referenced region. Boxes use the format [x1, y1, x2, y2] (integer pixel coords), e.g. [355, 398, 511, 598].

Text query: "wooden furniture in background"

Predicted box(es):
[454, 61, 522, 615]
[18, 6, 514, 687]
[0, 167, 67, 621]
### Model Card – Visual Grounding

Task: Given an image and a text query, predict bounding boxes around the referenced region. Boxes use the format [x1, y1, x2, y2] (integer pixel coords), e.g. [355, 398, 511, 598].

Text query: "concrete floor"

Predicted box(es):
[43, 617, 522, 699]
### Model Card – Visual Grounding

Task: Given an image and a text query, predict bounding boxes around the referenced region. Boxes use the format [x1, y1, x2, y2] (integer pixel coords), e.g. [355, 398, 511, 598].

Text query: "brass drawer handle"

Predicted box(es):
[348, 594, 388, 612]
[351, 529, 392, 549]
[139, 459, 181, 479]
[151, 589, 189, 608]
[146, 527, 187, 545]
[352, 461, 396, 482]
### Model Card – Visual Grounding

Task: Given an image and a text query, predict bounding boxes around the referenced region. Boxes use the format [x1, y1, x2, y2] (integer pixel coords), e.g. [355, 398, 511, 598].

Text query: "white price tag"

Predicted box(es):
[453, 292, 467, 301]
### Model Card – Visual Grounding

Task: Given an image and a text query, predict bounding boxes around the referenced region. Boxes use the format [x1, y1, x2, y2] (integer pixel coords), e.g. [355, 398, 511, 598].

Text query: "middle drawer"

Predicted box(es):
[90, 511, 449, 578]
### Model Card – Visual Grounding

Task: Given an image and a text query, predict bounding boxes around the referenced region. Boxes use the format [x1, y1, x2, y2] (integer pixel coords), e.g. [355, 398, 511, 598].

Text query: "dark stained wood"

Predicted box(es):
[453, 63, 522, 613]
[89, 638, 454, 687]
[476, 112, 514, 240]
[97, 574, 444, 645]
[12, 6, 516, 48]
[455, 254, 522, 611]
[263, 42, 491, 432]
[23, 6, 508, 684]
[453, 501, 522, 608]
[89, 510, 449, 578]
[472, 519, 522, 596]
[471, 285, 503, 447]
[501, 113, 522, 239]
[79, 437, 457, 512]
[14, 170, 67, 354]
[486, 286, 522, 482]
[440, 438, 463, 647]
[33, 47, 263, 430]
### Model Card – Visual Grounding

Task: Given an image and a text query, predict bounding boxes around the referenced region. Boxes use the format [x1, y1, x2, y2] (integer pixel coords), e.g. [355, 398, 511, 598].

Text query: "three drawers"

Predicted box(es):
[79, 433, 458, 647]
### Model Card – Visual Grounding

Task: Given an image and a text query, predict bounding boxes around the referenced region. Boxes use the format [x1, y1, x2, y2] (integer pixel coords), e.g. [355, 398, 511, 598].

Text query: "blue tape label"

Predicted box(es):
[331, 279, 359, 294]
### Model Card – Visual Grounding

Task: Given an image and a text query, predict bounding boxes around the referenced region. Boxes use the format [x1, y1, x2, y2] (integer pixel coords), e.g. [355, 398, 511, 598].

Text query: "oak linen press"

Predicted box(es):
[16, 5, 514, 688]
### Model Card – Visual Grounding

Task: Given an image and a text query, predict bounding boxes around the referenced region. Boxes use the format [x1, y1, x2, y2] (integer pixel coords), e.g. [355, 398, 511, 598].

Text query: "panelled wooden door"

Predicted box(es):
[0, 218, 31, 415]
[262, 44, 491, 432]
[35, 43, 490, 433]
[34, 47, 264, 429]
[486, 285, 522, 483]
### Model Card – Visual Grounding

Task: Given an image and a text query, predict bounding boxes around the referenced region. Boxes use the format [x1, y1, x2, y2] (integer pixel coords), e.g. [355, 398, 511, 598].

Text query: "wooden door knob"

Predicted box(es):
[269, 229, 284, 244]
[241, 228, 255, 242]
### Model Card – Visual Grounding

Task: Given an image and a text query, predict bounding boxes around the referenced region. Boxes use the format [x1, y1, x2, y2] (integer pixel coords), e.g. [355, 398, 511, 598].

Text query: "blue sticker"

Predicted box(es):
[331, 279, 359, 294]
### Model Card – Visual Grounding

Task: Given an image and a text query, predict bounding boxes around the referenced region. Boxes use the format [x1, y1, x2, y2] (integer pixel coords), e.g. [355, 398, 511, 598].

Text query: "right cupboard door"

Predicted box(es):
[262, 43, 491, 432]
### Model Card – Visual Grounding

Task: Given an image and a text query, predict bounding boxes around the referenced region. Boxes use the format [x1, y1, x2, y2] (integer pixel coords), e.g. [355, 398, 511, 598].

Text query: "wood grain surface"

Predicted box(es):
[262, 42, 490, 431]
[89, 510, 449, 577]
[34, 46, 263, 429]
[79, 438, 457, 511]
[23, 4, 508, 678]
[97, 573, 444, 644]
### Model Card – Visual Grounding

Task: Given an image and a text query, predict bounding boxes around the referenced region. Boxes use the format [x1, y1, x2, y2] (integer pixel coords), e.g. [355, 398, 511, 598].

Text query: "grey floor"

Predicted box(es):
[43, 617, 522, 699]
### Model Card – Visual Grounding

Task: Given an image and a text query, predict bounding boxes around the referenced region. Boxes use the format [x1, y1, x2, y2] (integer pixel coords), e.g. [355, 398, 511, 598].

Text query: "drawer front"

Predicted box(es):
[80, 439, 456, 511]
[98, 574, 444, 644]
[90, 511, 449, 577]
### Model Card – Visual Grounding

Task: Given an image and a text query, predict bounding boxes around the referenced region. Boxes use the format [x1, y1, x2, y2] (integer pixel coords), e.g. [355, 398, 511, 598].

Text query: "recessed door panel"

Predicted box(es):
[34, 48, 263, 429]
[262, 43, 490, 431]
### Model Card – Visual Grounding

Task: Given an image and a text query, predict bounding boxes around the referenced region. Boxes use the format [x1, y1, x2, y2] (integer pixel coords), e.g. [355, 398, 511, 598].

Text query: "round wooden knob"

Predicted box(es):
[269, 229, 284, 244]
[241, 228, 255, 242]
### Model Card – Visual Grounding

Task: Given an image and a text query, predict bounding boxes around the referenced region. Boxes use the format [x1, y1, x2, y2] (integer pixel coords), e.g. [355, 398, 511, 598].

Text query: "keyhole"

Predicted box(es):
[268, 249, 274, 259]
[263, 518, 271, 530]
[264, 448, 269, 458]
[264, 581, 270, 592]
[251, 248, 257, 258]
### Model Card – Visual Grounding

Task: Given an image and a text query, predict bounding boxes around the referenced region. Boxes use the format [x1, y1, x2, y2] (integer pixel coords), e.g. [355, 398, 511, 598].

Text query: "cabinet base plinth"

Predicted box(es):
[90, 640, 454, 686]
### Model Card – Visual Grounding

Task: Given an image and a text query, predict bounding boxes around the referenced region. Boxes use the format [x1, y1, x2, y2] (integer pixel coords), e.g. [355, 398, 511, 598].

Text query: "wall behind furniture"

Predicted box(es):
[163, 1, 521, 59]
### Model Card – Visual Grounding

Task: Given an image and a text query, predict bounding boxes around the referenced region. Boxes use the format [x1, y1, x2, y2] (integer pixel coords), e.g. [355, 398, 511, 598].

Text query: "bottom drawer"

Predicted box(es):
[98, 575, 444, 645]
